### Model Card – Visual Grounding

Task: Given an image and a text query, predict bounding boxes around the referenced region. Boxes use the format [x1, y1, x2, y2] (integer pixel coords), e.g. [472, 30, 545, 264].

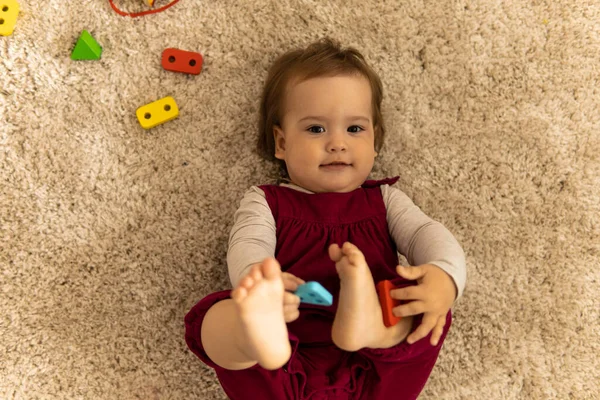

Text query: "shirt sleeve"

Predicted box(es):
[227, 186, 277, 287]
[381, 184, 467, 300]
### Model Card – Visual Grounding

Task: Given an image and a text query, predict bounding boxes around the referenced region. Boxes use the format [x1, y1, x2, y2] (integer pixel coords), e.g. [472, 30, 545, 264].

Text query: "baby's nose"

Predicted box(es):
[327, 131, 347, 152]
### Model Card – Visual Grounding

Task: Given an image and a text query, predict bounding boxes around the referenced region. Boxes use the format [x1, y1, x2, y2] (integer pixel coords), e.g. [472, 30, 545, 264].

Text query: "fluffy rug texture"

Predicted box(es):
[1, 0, 599, 399]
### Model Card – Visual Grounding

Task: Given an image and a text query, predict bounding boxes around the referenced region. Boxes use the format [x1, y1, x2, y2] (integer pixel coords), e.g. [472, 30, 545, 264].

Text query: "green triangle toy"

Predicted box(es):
[71, 30, 102, 60]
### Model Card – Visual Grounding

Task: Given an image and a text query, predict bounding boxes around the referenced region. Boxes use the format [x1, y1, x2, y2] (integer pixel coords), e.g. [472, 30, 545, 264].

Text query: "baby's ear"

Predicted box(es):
[273, 126, 286, 160]
[373, 123, 381, 135]
[373, 124, 383, 148]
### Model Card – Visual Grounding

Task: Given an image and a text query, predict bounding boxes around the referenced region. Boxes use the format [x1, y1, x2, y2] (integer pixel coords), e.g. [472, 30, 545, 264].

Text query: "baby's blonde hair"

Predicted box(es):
[256, 38, 385, 179]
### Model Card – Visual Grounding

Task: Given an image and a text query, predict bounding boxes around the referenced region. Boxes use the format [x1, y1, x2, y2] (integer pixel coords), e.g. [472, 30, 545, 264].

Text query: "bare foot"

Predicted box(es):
[329, 242, 413, 351]
[230, 258, 291, 370]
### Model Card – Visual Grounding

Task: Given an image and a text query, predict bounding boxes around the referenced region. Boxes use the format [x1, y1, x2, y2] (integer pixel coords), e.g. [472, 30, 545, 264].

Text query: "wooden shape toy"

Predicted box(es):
[147, 0, 155, 6]
[136, 96, 179, 129]
[376, 280, 401, 327]
[71, 30, 102, 60]
[0, 0, 19, 36]
[295, 282, 333, 306]
[161, 48, 203, 75]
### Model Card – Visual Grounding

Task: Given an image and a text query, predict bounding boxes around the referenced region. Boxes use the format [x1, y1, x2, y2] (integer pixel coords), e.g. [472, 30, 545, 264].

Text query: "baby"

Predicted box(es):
[185, 38, 466, 400]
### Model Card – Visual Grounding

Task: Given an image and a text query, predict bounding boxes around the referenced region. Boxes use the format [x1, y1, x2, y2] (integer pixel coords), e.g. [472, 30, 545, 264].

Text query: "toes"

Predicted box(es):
[342, 243, 365, 262]
[328, 243, 343, 262]
[249, 264, 264, 282]
[231, 286, 248, 303]
[239, 275, 255, 289]
[261, 258, 282, 280]
[348, 252, 365, 266]
[342, 241, 359, 254]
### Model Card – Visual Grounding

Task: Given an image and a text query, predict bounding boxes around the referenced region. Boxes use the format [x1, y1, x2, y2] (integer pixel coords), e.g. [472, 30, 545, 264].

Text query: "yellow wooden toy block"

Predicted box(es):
[0, 0, 19, 36]
[147, 0, 155, 6]
[136, 96, 179, 129]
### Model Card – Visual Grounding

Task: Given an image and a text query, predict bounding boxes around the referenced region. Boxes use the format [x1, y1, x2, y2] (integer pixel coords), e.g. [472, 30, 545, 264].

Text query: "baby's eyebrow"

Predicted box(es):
[298, 116, 327, 123]
[297, 116, 371, 123]
[348, 116, 371, 124]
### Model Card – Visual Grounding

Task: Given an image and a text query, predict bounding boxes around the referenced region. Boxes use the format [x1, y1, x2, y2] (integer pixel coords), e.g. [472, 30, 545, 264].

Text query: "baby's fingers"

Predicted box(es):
[283, 291, 301, 306]
[283, 293, 301, 323]
[283, 305, 300, 323]
[406, 313, 437, 345]
[391, 285, 423, 301]
[282, 272, 305, 291]
[393, 300, 426, 318]
[430, 315, 447, 346]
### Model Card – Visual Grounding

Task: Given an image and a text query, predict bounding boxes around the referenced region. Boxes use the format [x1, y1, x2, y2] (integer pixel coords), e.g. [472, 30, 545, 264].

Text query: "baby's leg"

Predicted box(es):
[329, 242, 414, 351]
[200, 258, 291, 370]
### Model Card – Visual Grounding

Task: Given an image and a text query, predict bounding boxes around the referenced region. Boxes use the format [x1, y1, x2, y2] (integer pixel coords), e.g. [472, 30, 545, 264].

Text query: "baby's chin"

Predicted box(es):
[287, 168, 370, 193]
[305, 178, 364, 194]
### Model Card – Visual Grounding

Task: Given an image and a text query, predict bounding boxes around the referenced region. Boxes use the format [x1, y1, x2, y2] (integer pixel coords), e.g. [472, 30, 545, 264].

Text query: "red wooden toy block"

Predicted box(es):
[377, 280, 401, 327]
[161, 48, 203, 75]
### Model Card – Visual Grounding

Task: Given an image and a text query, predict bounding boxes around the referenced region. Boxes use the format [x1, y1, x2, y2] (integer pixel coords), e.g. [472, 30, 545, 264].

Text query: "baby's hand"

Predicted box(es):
[391, 264, 457, 346]
[282, 272, 305, 323]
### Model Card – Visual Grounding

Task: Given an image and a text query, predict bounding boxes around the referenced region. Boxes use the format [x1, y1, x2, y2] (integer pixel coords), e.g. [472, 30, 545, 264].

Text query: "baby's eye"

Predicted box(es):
[308, 126, 325, 134]
[348, 125, 364, 133]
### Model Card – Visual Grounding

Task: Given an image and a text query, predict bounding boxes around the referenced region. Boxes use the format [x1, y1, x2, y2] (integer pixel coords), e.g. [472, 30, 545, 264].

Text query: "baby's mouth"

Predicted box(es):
[320, 162, 352, 167]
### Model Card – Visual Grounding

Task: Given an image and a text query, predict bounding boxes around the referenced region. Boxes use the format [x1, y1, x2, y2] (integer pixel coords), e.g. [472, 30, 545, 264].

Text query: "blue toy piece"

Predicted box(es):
[295, 281, 333, 306]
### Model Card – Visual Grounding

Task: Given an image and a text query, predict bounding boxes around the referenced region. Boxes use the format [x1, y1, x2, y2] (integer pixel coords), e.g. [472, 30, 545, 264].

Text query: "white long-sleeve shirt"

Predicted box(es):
[227, 182, 467, 299]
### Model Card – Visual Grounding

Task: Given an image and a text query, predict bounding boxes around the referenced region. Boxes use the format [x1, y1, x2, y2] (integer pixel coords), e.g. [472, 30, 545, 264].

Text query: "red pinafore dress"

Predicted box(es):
[185, 177, 451, 399]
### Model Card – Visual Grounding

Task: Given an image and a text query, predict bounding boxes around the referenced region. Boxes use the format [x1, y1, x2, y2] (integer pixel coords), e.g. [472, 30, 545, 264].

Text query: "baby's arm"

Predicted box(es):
[200, 187, 298, 371]
[382, 185, 466, 345]
[227, 187, 277, 286]
[382, 185, 466, 299]
[227, 187, 304, 322]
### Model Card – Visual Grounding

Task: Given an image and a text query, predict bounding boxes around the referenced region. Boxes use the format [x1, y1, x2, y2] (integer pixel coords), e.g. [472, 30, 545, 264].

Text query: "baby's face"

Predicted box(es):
[274, 74, 377, 193]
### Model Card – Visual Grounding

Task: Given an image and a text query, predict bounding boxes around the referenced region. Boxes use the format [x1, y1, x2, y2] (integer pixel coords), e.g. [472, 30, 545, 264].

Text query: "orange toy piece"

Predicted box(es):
[376, 280, 401, 327]
[147, 0, 155, 6]
[161, 48, 203, 75]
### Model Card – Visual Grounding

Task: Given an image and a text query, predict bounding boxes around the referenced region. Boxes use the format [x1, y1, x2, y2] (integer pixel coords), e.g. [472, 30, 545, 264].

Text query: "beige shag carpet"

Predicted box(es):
[1, 0, 599, 399]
